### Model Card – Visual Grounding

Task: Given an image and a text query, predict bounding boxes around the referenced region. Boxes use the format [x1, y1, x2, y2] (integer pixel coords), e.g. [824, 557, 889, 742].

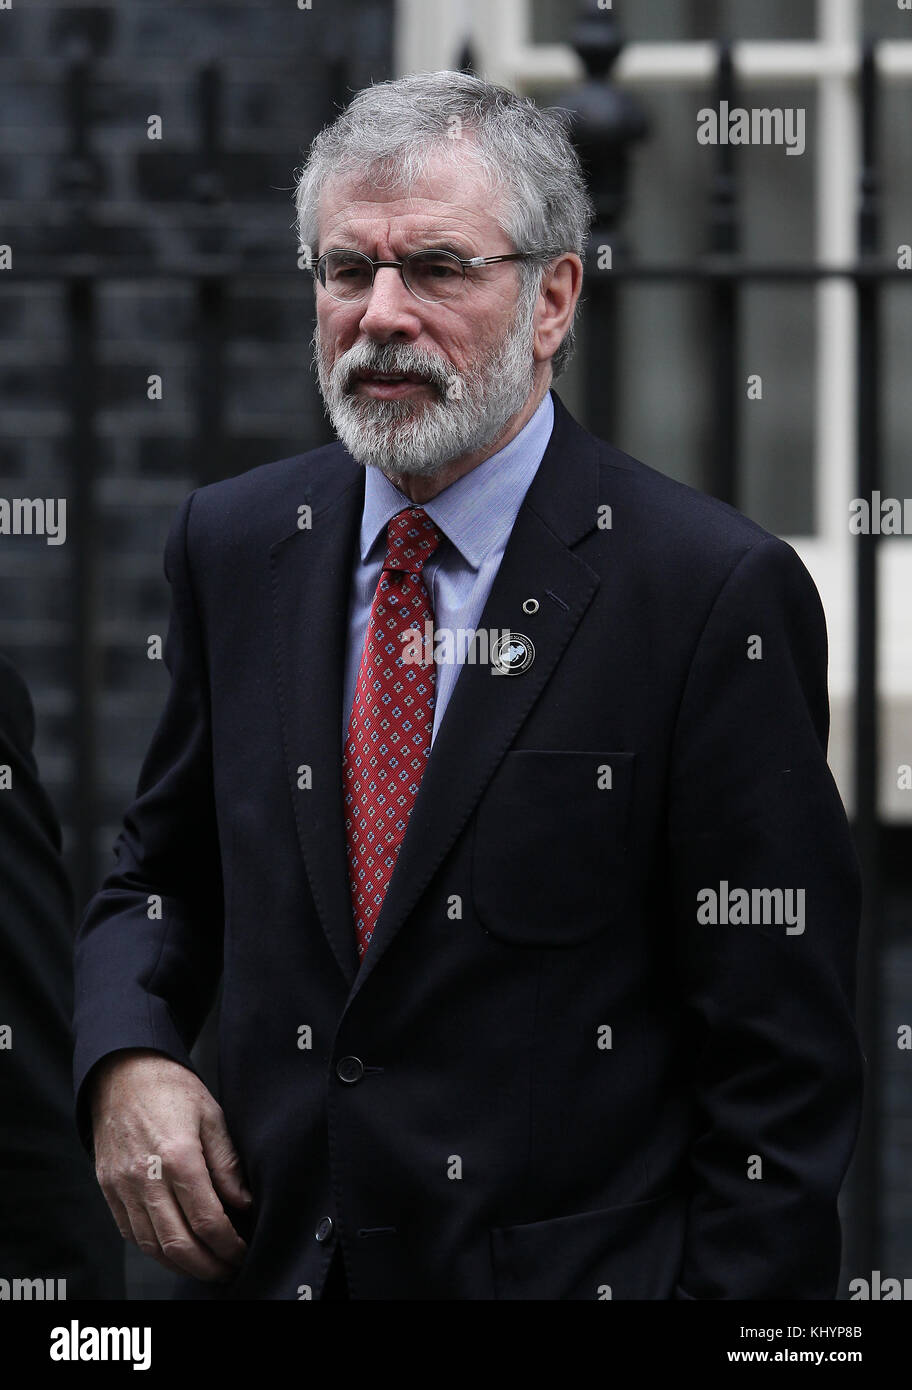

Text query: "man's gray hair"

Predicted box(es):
[293, 69, 593, 378]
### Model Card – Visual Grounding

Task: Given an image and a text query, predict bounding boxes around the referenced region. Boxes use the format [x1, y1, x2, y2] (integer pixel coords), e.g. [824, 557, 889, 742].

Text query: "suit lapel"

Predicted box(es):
[348, 391, 603, 999]
[270, 458, 365, 987]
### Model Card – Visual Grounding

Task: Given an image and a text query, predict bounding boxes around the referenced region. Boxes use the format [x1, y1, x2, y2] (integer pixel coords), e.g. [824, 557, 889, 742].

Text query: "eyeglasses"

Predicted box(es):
[313, 247, 543, 305]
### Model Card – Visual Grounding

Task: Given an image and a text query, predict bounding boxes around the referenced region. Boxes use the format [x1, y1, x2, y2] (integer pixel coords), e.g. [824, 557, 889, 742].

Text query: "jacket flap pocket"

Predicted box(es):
[490, 1189, 684, 1300]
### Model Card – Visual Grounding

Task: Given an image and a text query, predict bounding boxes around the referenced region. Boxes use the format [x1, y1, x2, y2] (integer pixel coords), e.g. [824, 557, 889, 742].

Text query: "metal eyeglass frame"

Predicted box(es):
[312, 247, 551, 304]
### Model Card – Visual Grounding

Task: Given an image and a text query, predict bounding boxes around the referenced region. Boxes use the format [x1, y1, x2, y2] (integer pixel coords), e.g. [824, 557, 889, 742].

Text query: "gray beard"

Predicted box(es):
[311, 301, 537, 478]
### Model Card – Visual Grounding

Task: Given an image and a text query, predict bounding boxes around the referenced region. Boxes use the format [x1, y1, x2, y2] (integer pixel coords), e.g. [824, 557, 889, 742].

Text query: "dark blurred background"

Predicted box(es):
[0, 0, 908, 1298]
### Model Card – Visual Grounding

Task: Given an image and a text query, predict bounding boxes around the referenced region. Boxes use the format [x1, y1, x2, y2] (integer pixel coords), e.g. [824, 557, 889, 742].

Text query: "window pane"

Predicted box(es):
[529, 79, 816, 531]
[612, 85, 816, 264]
[572, 282, 814, 534]
[530, 0, 817, 44]
[739, 284, 815, 535]
[882, 291, 912, 502]
[879, 81, 912, 500]
[608, 282, 714, 493]
[623, 86, 707, 263]
[862, 0, 912, 38]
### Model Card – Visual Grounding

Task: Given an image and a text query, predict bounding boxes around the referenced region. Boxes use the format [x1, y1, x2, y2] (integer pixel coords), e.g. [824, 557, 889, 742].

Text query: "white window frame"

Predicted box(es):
[396, 0, 912, 820]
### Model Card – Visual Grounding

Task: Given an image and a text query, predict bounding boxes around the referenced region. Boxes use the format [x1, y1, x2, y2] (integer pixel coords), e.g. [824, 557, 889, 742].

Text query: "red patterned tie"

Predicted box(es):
[343, 506, 444, 962]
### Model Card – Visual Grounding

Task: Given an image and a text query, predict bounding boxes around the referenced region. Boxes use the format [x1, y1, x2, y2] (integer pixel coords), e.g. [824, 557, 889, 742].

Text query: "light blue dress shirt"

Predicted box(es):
[343, 389, 554, 746]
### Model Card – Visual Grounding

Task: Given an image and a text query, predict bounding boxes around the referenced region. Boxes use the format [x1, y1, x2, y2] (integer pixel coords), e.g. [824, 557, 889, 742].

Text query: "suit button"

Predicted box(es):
[315, 1216, 334, 1243]
[336, 1055, 364, 1084]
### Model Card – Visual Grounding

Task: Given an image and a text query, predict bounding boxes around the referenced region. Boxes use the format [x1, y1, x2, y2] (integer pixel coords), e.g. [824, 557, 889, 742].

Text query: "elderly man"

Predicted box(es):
[74, 70, 862, 1301]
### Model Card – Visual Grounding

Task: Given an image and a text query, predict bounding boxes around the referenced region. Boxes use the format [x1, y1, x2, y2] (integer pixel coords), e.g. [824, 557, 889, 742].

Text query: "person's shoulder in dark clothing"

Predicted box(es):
[0, 651, 124, 1299]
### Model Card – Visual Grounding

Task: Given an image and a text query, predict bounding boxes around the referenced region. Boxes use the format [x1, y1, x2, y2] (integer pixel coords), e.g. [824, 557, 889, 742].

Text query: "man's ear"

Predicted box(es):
[533, 253, 583, 364]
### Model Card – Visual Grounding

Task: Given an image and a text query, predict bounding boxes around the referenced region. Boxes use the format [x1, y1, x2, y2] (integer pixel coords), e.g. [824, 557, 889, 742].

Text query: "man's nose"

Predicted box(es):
[357, 265, 423, 338]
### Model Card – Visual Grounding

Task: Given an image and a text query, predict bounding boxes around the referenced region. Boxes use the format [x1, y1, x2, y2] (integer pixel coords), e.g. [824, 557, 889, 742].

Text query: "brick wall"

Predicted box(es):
[0, 0, 395, 1299]
[0, 0, 393, 882]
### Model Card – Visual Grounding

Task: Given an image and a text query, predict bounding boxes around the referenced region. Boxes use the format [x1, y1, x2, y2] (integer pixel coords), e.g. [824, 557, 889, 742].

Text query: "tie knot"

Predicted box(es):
[383, 507, 443, 575]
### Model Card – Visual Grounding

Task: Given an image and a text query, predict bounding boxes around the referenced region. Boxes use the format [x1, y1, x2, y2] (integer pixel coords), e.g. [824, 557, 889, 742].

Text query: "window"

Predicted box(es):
[396, 0, 912, 819]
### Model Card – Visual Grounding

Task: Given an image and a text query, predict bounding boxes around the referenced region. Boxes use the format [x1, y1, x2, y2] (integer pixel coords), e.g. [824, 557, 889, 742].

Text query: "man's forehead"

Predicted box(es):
[317, 161, 504, 245]
[320, 213, 488, 252]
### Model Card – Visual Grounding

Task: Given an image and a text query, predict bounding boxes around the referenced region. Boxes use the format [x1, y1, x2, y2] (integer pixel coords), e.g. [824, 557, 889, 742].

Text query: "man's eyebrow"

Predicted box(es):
[319, 229, 477, 258]
[323, 222, 360, 245]
[417, 238, 475, 258]
[404, 233, 475, 256]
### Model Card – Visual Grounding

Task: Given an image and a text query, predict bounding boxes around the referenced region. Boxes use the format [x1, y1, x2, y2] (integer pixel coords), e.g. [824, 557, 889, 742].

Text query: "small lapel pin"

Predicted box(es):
[522, 598, 539, 615]
[491, 632, 535, 676]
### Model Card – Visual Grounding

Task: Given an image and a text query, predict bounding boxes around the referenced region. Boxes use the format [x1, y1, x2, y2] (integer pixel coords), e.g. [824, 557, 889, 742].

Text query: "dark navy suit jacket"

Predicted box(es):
[72, 391, 863, 1299]
[0, 653, 124, 1298]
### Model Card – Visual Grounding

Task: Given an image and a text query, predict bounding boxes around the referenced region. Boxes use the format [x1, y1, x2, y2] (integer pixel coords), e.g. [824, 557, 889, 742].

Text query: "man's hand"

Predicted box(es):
[90, 1048, 252, 1282]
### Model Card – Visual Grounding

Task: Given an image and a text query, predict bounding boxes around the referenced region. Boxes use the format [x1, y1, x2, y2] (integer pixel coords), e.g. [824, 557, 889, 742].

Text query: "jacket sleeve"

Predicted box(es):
[666, 533, 864, 1299]
[72, 490, 224, 1155]
[0, 653, 126, 1295]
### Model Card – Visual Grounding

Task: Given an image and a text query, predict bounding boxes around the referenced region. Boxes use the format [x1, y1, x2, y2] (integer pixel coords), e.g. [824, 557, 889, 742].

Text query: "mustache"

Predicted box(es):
[336, 344, 454, 396]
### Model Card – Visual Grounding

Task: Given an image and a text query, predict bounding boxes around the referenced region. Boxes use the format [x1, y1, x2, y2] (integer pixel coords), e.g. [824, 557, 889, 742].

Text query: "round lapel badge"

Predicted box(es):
[491, 631, 535, 676]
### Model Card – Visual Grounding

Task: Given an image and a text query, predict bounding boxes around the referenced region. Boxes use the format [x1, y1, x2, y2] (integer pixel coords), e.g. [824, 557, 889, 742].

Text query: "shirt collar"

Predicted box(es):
[359, 389, 554, 570]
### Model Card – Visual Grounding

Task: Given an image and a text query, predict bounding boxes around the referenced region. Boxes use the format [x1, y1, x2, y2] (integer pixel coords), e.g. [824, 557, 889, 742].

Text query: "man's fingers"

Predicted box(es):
[170, 1164, 249, 1267]
[104, 1164, 241, 1281]
[144, 1184, 238, 1282]
[109, 1182, 215, 1281]
[90, 1057, 250, 1281]
[199, 1108, 253, 1211]
[119, 1197, 187, 1278]
[104, 1189, 136, 1245]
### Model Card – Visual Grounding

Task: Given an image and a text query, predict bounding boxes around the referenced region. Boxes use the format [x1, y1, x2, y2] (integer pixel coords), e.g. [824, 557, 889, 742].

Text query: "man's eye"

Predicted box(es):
[411, 256, 461, 278]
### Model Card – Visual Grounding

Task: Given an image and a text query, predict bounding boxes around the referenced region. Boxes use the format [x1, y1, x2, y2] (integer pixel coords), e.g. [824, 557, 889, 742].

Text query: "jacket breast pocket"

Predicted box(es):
[471, 749, 634, 947]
